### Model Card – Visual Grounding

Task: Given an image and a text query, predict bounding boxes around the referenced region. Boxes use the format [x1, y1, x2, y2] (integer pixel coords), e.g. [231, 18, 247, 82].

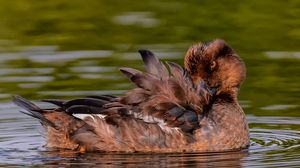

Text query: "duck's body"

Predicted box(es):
[13, 39, 249, 153]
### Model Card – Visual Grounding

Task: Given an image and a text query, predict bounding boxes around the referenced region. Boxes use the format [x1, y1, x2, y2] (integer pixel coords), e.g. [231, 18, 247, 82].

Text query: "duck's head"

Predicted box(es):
[184, 39, 246, 98]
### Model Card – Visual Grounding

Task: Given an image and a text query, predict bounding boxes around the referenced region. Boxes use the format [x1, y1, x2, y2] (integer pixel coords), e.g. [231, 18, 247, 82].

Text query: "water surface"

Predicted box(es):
[0, 0, 299, 167]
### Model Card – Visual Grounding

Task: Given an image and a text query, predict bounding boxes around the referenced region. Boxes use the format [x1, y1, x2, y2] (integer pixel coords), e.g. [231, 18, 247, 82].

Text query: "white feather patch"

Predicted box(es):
[130, 110, 179, 133]
[72, 114, 106, 121]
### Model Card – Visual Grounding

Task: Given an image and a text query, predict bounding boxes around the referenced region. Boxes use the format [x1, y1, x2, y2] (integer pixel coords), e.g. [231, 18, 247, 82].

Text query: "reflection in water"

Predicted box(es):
[27, 50, 112, 63]
[1, 76, 54, 82]
[260, 104, 299, 111]
[265, 51, 300, 59]
[40, 150, 248, 167]
[120, 51, 183, 60]
[112, 12, 159, 28]
[0, 68, 54, 75]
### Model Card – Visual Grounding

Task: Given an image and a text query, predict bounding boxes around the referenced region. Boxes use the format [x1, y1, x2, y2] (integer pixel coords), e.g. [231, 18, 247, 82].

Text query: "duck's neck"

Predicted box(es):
[214, 93, 236, 104]
[210, 90, 247, 130]
[209, 87, 246, 124]
[200, 94, 249, 150]
[215, 87, 239, 103]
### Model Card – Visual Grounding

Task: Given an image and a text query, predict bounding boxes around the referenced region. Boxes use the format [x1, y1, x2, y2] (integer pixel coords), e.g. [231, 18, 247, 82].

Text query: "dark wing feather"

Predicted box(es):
[66, 105, 103, 114]
[139, 49, 169, 80]
[119, 67, 142, 79]
[119, 50, 215, 133]
[64, 98, 108, 108]
[42, 96, 121, 114]
[85, 95, 118, 101]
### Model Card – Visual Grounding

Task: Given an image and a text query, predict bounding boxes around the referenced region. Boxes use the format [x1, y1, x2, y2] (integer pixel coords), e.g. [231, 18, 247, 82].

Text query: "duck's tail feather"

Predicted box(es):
[12, 95, 56, 128]
[13, 95, 87, 150]
[12, 95, 42, 112]
[20, 110, 56, 128]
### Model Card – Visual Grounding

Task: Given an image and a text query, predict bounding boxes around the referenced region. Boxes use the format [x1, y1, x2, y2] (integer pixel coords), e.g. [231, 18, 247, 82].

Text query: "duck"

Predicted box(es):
[13, 39, 249, 153]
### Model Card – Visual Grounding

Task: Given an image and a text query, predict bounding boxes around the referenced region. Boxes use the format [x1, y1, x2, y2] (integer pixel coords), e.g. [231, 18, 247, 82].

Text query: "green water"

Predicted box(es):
[0, 0, 299, 167]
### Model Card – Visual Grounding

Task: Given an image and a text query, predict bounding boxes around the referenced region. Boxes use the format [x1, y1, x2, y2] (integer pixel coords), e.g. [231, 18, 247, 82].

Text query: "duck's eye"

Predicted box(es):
[210, 61, 217, 70]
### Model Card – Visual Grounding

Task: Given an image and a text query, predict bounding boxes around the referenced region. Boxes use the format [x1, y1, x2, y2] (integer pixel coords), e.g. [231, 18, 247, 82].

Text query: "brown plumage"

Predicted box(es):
[12, 39, 249, 153]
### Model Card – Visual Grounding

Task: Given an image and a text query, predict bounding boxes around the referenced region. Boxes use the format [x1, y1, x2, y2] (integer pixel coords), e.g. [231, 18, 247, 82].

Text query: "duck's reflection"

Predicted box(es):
[41, 149, 248, 167]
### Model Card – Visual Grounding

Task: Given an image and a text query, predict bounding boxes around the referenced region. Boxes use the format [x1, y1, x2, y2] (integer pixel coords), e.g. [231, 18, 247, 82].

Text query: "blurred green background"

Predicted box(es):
[0, 0, 299, 117]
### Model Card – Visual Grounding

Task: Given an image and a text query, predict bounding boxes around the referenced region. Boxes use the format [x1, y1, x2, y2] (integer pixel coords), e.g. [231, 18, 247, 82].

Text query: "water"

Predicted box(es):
[0, 0, 300, 167]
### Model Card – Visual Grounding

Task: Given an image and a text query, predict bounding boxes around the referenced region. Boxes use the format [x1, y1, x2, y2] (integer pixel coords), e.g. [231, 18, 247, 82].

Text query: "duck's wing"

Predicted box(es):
[38, 49, 214, 134]
[12, 50, 215, 152]
[118, 49, 214, 133]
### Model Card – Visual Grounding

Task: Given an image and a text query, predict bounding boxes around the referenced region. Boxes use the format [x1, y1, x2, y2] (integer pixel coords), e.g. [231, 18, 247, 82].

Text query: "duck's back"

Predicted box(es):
[13, 50, 216, 152]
